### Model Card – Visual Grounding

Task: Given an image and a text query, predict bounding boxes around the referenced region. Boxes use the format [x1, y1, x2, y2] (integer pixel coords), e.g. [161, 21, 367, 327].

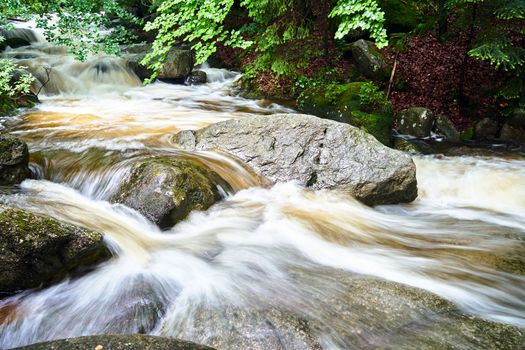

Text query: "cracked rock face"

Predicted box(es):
[173, 114, 417, 205]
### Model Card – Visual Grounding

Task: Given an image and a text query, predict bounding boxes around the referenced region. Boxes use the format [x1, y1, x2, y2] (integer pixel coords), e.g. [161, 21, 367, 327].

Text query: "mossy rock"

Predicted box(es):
[297, 82, 393, 145]
[0, 133, 31, 185]
[0, 205, 110, 294]
[112, 157, 226, 228]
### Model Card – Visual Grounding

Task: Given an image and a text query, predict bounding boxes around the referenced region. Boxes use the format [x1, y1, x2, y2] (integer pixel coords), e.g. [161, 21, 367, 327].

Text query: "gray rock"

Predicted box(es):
[351, 39, 389, 80]
[434, 115, 460, 142]
[112, 157, 224, 228]
[12, 334, 213, 350]
[474, 118, 499, 140]
[0, 205, 109, 293]
[184, 306, 322, 350]
[158, 49, 194, 81]
[185, 70, 207, 85]
[173, 114, 417, 205]
[0, 133, 31, 185]
[127, 48, 193, 81]
[397, 107, 435, 138]
[500, 123, 525, 144]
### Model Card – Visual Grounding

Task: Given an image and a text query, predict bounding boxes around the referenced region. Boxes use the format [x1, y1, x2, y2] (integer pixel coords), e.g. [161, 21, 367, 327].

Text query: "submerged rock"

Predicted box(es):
[179, 306, 322, 350]
[112, 157, 224, 228]
[0, 205, 109, 293]
[397, 107, 435, 138]
[173, 114, 417, 205]
[0, 133, 31, 185]
[13, 334, 213, 350]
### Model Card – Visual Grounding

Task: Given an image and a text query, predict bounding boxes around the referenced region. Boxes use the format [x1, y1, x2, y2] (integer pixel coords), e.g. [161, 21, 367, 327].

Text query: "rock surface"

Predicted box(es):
[13, 335, 213, 350]
[0, 29, 39, 50]
[185, 70, 207, 85]
[0, 133, 31, 185]
[173, 114, 417, 205]
[474, 117, 499, 140]
[397, 107, 435, 138]
[500, 123, 525, 144]
[351, 39, 389, 80]
[127, 47, 193, 82]
[434, 115, 460, 142]
[0, 205, 109, 293]
[112, 157, 224, 228]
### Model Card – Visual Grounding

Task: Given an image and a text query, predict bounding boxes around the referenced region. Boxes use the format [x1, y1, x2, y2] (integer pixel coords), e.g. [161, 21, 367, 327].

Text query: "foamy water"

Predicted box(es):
[0, 29, 523, 349]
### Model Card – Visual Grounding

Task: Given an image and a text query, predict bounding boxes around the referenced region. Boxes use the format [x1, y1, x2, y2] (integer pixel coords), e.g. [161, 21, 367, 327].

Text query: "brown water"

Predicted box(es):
[0, 32, 524, 349]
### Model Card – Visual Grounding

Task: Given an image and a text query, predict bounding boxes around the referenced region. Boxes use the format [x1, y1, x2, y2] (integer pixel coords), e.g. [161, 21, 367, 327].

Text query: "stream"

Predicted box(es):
[0, 32, 524, 349]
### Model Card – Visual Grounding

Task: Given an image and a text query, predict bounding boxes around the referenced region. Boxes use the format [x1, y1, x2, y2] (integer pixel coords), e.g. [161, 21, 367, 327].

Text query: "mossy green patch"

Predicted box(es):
[297, 81, 393, 145]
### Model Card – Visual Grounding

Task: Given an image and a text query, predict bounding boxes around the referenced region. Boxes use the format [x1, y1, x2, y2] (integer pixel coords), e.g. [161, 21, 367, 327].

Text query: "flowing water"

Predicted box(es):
[0, 31, 524, 349]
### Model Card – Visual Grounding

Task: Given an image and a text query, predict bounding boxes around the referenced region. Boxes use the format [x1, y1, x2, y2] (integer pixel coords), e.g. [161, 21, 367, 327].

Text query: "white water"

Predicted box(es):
[0, 33, 524, 349]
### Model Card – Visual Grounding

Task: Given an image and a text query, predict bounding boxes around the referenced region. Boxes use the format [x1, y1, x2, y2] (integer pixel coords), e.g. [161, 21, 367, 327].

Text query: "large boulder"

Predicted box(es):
[112, 157, 224, 228]
[173, 114, 417, 205]
[127, 47, 193, 82]
[297, 82, 393, 145]
[0, 205, 109, 293]
[397, 107, 435, 138]
[351, 39, 390, 80]
[0, 133, 31, 185]
[13, 335, 213, 350]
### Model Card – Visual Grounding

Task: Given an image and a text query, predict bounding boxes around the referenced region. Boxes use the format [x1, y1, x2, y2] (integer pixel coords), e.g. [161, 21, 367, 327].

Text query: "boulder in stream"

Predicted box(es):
[173, 114, 417, 205]
[127, 47, 194, 82]
[12, 334, 214, 350]
[0, 133, 31, 185]
[0, 205, 110, 293]
[112, 157, 224, 228]
[397, 107, 435, 138]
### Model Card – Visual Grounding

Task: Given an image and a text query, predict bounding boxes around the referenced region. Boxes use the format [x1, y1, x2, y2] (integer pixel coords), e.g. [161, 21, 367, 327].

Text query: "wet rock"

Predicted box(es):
[397, 107, 435, 138]
[351, 39, 389, 80]
[500, 123, 525, 144]
[297, 82, 393, 145]
[474, 117, 499, 141]
[112, 157, 224, 228]
[434, 115, 460, 142]
[0, 205, 109, 293]
[393, 137, 433, 154]
[12, 334, 213, 350]
[158, 49, 194, 81]
[0, 133, 31, 185]
[126, 47, 193, 82]
[180, 306, 322, 350]
[173, 114, 417, 205]
[126, 54, 154, 81]
[185, 70, 207, 85]
[0, 29, 39, 50]
[288, 268, 525, 349]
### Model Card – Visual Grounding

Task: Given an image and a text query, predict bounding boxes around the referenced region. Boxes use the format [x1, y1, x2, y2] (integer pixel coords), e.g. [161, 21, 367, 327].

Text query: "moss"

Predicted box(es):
[297, 81, 393, 145]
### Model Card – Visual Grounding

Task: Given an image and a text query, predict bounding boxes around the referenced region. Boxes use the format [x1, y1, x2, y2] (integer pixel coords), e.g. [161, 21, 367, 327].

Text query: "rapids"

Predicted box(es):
[0, 30, 524, 349]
